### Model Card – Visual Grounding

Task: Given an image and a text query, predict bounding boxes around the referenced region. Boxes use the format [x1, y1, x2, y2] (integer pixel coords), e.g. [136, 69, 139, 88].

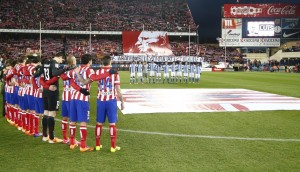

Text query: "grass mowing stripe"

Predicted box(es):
[54, 118, 300, 142]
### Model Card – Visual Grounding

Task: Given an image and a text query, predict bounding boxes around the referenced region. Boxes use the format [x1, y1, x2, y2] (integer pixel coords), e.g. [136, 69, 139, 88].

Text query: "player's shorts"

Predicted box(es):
[19, 95, 25, 110]
[43, 90, 59, 111]
[61, 100, 71, 118]
[171, 72, 176, 77]
[184, 73, 188, 77]
[156, 73, 161, 77]
[13, 86, 19, 105]
[195, 74, 200, 79]
[70, 100, 90, 123]
[96, 99, 118, 123]
[6, 92, 11, 104]
[137, 72, 142, 77]
[176, 71, 182, 77]
[164, 72, 169, 78]
[149, 71, 155, 77]
[26, 95, 35, 110]
[189, 73, 195, 78]
[34, 97, 44, 114]
[130, 73, 135, 78]
[143, 72, 148, 78]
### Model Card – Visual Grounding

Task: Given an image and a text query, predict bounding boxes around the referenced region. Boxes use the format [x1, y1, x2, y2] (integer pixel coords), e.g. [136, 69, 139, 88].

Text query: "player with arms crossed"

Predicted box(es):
[129, 61, 136, 84]
[93, 55, 125, 152]
[136, 61, 143, 84]
[176, 61, 183, 83]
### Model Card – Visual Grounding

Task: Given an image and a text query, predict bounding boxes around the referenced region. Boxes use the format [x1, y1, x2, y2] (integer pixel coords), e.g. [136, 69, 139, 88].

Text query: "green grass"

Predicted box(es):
[0, 71, 300, 172]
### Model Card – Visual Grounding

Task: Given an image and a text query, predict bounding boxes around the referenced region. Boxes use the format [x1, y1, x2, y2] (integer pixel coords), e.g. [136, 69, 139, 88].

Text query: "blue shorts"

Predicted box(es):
[96, 99, 118, 123]
[19, 95, 25, 110]
[26, 95, 35, 110]
[5, 92, 9, 103]
[70, 100, 90, 123]
[10, 92, 17, 105]
[34, 97, 44, 114]
[61, 101, 71, 118]
[6, 92, 12, 104]
[13, 87, 19, 105]
[23, 95, 29, 110]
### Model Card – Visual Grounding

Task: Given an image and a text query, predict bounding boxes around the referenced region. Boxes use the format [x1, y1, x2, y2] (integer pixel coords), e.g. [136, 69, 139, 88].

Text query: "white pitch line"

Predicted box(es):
[55, 119, 300, 142]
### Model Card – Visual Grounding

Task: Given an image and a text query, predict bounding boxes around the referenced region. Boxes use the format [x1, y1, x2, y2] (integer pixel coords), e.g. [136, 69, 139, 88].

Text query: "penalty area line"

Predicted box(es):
[54, 119, 300, 142]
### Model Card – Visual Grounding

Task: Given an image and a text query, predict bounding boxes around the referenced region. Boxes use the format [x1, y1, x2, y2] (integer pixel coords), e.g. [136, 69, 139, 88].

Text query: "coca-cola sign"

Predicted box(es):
[224, 4, 300, 18]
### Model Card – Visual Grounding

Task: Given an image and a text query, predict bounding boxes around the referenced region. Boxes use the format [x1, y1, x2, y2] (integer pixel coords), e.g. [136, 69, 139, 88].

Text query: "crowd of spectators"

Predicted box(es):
[0, 35, 242, 66]
[0, 0, 197, 32]
[282, 46, 300, 52]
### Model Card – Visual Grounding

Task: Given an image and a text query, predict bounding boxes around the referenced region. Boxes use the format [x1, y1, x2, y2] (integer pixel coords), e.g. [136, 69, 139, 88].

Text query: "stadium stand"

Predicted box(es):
[0, 0, 197, 32]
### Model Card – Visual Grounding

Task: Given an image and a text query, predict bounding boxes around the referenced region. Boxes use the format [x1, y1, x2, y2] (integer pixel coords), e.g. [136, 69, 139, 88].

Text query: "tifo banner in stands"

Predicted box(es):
[111, 55, 203, 62]
[222, 18, 242, 39]
[117, 89, 300, 114]
[281, 18, 300, 39]
[122, 31, 173, 56]
[224, 4, 300, 18]
[219, 38, 280, 47]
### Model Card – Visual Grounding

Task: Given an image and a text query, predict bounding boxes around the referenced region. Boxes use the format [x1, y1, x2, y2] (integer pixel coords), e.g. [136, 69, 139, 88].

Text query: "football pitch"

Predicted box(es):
[0, 71, 300, 171]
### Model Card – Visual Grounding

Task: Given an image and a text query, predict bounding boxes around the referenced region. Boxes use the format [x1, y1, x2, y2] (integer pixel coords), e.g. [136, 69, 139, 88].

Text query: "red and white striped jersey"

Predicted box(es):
[33, 76, 43, 98]
[69, 65, 95, 102]
[24, 64, 36, 96]
[62, 75, 72, 101]
[14, 64, 25, 86]
[5, 69, 15, 94]
[96, 67, 120, 101]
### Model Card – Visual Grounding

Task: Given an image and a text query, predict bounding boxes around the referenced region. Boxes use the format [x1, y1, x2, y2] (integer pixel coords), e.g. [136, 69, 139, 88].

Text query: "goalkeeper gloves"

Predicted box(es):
[80, 88, 90, 96]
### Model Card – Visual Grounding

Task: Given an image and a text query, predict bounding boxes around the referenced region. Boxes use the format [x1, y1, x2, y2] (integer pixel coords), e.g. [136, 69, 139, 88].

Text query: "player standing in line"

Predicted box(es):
[156, 62, 162, 83]
[22, 56, 40, 136]
[129, 61, 136, 84]
[15, 56, 27, 132]
[40, 52, 67, 143]
[68, 54, 112, 152]
[142, 61, 148, 84]
[163, 61, 169, 84]
[170, 61, 176, 83]
[3, 59, 17, 125]
[189, 63, 195, 83]
[59, 55, 77, 144]
[136, 61, 143, 84]
[92, 55, 125, 152]
[31, 59, 45, 137]
[183, 62, 189, 84]
[195, 62, 202, 84]
[149, 60, 156, 84]
[176, 61, 183, 83]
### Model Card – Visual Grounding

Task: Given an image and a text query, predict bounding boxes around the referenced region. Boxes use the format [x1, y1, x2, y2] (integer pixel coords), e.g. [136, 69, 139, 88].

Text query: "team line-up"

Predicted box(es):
[3, 53, 125, 152]
[129, 61, 203, 84]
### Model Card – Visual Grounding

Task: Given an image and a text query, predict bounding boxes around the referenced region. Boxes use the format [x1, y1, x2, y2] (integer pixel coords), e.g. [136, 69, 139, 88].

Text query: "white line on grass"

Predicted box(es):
[55, 119, 300, 142]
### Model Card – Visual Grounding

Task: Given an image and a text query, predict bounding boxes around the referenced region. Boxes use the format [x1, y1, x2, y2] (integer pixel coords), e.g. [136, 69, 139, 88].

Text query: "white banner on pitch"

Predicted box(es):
[117, 89, 300, 114]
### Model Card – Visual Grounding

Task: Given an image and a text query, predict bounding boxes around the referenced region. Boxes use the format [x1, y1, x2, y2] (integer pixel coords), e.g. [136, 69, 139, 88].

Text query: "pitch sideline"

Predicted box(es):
[54, 119, 300, 142]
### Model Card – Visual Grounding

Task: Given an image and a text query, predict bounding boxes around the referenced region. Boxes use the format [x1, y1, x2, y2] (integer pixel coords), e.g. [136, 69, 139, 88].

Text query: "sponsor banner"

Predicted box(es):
[281, 18, 300, 39]
[122, 31, 173, 56]
[242, 18, 281, 38]
[222, 18, 242, 39]
[212, 68, 224, 72]
[117, 89, 300, 114]
[224, 68, 235, 72]
[224, 4, 300, 18]
[201, 68, 212, 72]
[111, 55, 203, 62]
[219, 38, 280, 47]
